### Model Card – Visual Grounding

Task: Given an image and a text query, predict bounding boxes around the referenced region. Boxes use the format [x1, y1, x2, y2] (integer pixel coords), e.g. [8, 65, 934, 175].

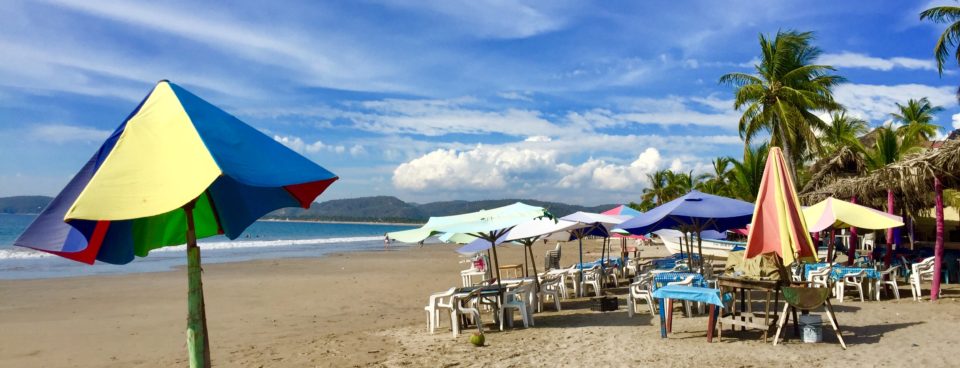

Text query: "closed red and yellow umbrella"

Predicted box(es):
[744, 147, 816, 265]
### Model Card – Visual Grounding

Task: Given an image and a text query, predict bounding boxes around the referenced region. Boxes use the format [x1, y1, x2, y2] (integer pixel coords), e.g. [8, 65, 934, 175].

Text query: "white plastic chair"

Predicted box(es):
[835, 269, 867, 303]
[808, 265, 833, 290]
[875, 265, 901, 300]
[580, 265, 603, 297]
[627, 273, 656, 317]
[666, 275, 696, 316]
[451, 288, 483, 337]
[603, 265, 620, 288]
[539, 276, 563, 312]
[424, 287, 456, 333]
[910, 257, 936, 301]
[500, 282, 533, 330]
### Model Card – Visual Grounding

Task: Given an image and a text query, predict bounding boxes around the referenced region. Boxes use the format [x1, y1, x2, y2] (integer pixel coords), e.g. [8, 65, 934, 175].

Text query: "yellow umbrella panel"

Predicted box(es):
[803, 197, 904, 232]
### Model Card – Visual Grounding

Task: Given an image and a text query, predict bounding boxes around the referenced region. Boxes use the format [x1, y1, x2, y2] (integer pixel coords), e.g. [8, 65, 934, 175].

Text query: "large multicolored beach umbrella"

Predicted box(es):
[14, 80, 338, 367]
[743, 147, 815, 266]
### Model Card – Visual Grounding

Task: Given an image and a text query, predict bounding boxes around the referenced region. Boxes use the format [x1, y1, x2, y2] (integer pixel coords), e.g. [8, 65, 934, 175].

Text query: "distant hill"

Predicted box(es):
[0, 195, 617, 223]
[269, 196, 426, 223]
[269, 196, 617, 223]
[0, 196, 53, 214]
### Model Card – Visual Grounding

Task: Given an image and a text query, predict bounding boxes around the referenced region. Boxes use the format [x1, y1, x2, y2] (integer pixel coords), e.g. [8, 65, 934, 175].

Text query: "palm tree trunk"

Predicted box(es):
[775, 126, 799, 184]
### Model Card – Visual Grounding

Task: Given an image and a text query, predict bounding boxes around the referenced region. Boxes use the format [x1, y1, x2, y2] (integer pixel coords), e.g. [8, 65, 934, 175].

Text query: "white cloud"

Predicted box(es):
[380, 0, 574, 39]
[832, 83, 955, 122]
[391, 143, 714, 196]
[818, 52, 936, 71]
[273, 135, 345, 155]
[42, 0, 402, 92]
[524, 135, 552, 142]
[349, 144, 366, 156]
[346, 97, 560, 136]
[953, 113, 960, 130]
[392, 145, 558, 190]
[30, 124, 110, 143]
[557, 148, 661, 190]
[497, 91, 533, 101]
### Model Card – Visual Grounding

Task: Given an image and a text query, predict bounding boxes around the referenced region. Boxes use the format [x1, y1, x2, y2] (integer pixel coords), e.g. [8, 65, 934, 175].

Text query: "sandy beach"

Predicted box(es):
[1, 239, 958, 367]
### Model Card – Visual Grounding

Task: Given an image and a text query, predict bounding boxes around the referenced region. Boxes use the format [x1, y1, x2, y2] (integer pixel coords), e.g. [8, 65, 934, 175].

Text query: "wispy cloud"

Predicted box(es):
[819, 52, 936, 71]
[29, 124, 111, 143]
[833, 83, 955, 122]
[376, 0, 576, 39]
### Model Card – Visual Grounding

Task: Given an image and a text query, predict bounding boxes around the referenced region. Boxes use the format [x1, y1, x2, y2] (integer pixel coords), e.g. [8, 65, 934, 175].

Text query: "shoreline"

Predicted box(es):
[259, 218, 424, 226]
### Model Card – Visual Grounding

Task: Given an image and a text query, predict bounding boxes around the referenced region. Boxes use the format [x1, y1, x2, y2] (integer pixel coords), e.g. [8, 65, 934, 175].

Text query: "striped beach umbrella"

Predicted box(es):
[14, 80, 338, 367]
[743, 146, 815, 265]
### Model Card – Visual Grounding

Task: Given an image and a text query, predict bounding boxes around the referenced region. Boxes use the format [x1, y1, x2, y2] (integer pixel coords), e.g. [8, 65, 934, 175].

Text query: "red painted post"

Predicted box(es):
[667, 299, 673, 333]
[885, 189, 895, 267]
[847, 196, 858, 265]
[932, 177, 945, 301]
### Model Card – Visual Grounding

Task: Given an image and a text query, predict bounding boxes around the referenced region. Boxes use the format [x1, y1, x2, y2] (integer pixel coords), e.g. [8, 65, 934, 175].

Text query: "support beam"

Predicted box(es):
[932, 177, 945, 301]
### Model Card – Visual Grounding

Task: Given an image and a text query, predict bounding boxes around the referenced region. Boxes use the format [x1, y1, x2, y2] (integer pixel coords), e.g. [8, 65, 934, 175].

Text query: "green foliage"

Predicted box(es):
[729, 143, 770, 202]
[719, 30, 843, 174]
[820, 111, 868, 157]
[890, 97, 944, 146]
[920, 4, 960, 75]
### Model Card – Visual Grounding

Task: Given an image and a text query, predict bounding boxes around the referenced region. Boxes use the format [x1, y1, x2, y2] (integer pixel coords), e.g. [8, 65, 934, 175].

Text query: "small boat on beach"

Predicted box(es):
[659, 234, 746, 259]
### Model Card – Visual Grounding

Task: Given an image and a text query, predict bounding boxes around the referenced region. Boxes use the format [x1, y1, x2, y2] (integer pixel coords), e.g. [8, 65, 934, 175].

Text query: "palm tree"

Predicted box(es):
[866, 124, 922, 266]
[729, 143, 770, 202]
[890, 97, 944, 147]
[696, 157, 732, 196]
[921, 4, 960, 76]
[820, 111, 868, 156]
[642, 170, 671, 205]
[866, 125, 910, 171]
[719, 30, 844, 178]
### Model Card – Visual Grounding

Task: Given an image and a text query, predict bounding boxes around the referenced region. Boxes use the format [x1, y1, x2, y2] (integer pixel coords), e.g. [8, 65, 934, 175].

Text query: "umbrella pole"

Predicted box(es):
[490, 238, 504, 303]
[184, 201, 211, 368]
[527, 242, 540, 293]
[697, 231, 704, 274]
[578, 236, 584, 297]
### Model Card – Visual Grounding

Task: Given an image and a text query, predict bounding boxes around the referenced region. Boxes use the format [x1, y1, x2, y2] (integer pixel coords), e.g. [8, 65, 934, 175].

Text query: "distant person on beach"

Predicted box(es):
[384, 233, 390, 249]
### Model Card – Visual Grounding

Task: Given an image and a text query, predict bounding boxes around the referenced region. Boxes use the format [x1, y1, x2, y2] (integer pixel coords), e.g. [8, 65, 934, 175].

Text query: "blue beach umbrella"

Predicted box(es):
[618, 190, 753, 272]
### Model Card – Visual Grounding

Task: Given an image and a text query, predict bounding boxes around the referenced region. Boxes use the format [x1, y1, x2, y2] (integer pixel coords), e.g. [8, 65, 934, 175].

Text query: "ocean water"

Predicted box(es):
[0, 214, 416, 280]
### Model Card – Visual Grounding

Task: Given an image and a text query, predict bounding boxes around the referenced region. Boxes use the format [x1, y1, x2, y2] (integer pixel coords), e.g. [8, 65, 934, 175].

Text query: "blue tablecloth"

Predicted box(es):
[804, 263, 880, 281]
[652, 285, 724, 307]
[653, 272, 705, 290]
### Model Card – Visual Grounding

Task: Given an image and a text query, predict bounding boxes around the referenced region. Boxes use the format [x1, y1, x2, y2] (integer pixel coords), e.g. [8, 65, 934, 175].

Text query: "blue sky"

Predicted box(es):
[2, 0, 960, 205]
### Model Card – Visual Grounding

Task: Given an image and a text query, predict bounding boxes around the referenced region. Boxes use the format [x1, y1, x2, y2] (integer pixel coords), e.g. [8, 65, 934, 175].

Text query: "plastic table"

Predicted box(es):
[652, 285, 724, 342]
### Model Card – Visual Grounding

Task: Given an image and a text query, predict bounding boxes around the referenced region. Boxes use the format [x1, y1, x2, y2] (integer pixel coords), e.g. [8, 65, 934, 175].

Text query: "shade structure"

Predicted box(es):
[803, 197, 904, 232]
[743, 147, 816, 265]
[602, 204, 643, 218]
[386, 202, 551, 297]
[618, 190, 754, 235]
[15, 81, 338, 265]
[386, 202, 548, 243]
[13, 80, 338, 368]
[654, 229, 725, 240]
[618, 190, 753, 272]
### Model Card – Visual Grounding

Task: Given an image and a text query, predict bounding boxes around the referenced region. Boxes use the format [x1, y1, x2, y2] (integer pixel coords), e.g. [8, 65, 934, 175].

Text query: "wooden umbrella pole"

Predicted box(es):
[526, 242, 540, 292]
[184, 200, 211, 368]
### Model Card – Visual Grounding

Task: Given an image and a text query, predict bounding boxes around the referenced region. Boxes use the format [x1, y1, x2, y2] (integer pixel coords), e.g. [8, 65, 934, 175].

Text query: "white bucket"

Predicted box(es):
[799, 314, 823, 343]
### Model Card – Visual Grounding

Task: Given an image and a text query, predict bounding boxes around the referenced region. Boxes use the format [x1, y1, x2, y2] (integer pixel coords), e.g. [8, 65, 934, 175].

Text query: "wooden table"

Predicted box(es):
[716, 276, 782, 342]
[499, 264, 523, 278]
